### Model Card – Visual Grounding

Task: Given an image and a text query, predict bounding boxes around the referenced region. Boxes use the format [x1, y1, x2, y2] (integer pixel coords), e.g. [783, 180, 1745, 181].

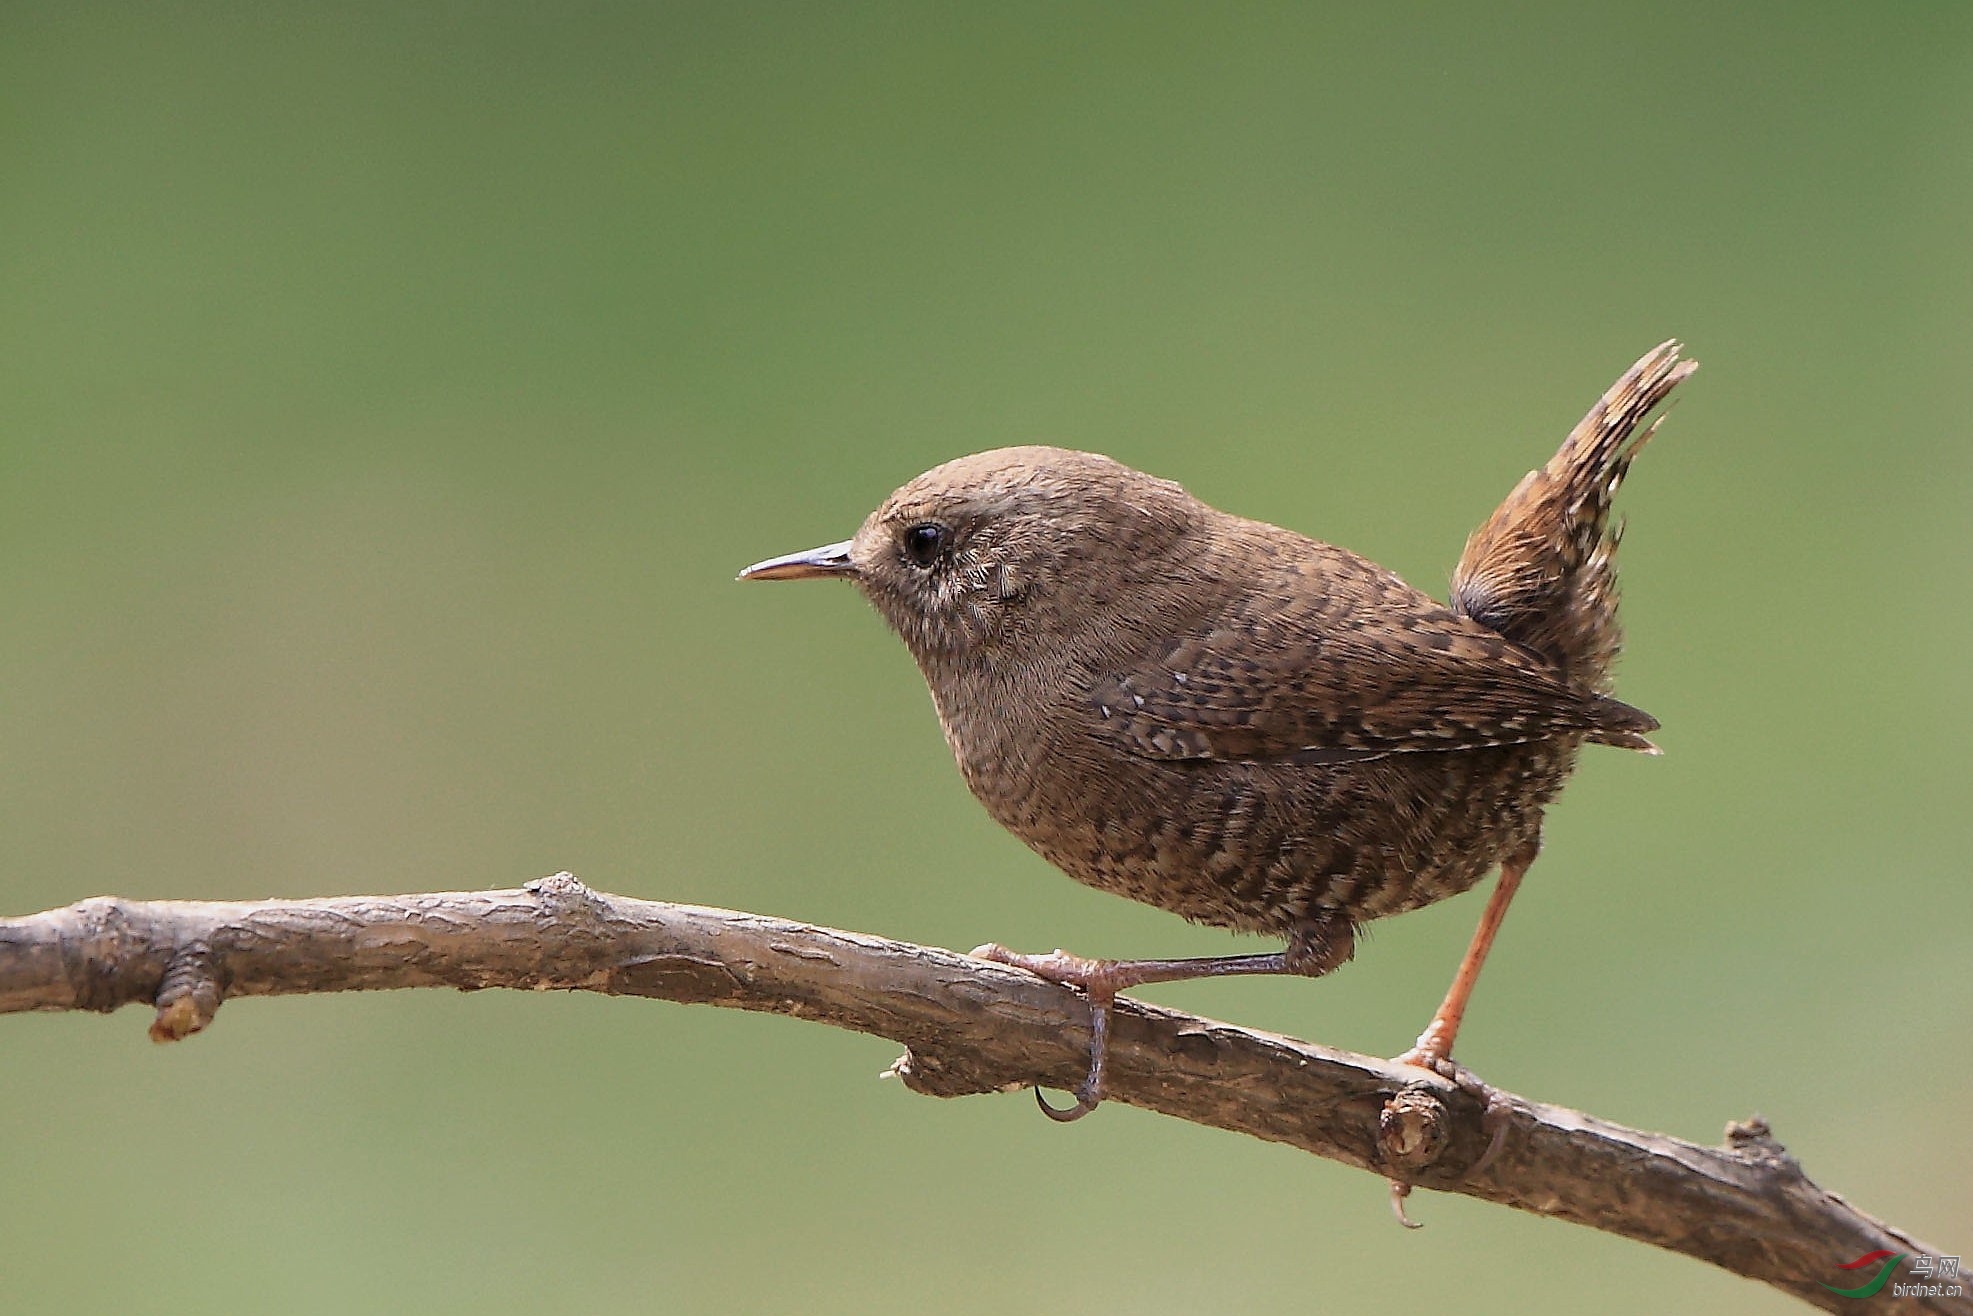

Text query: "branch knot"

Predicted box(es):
[526, 872, 606, 919]
[1378, 1083, 1452, 1173]
[149, 942, 222, 1043]
[62, 897, 139, 1015]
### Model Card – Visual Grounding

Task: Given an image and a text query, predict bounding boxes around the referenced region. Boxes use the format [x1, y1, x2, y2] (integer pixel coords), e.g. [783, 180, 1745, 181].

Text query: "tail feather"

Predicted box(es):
[1451, 341, 1696, 694]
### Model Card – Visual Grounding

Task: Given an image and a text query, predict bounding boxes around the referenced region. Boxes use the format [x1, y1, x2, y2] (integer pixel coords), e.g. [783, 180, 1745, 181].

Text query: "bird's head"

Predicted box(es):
[740, 446, 1201, 668]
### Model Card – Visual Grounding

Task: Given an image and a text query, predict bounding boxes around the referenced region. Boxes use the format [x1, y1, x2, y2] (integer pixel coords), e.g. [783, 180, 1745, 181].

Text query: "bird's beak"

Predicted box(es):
[737, 539, 857, 582]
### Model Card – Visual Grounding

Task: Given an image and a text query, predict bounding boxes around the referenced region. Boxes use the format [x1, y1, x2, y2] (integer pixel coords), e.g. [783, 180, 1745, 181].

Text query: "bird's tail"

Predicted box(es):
[1450, 341, 1696, 707]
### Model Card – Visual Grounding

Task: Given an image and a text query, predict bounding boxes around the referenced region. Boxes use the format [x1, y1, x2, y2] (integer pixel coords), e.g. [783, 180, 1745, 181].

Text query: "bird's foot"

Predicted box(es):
[969, 942, 1300, 1123]
[1390, 1036, 1511, 1182]
[1381, 1038, 1511, 1224]
[969, 944, 1120, 1122]
[1392, 1010, 1459, 1077]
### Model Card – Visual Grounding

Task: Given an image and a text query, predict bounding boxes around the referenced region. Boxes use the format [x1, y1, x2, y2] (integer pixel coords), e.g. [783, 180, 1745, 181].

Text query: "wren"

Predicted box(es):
[743, 342, 1694, 1121]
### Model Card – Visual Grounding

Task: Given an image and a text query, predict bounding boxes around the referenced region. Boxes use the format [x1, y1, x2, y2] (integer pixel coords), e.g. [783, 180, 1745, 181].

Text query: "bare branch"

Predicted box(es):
[1, 875, 1961, 1314]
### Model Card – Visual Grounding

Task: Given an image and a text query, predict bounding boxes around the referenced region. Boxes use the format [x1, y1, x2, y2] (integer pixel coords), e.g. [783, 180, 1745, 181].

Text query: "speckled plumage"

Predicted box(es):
[747, 342, 1694, 975]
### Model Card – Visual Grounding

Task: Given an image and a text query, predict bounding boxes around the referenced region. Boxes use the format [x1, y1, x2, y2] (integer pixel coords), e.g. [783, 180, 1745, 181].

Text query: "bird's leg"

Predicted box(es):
[1395, 842, 1533, 1072]
[1388, 839, 1539, 1188]
[973, 915, 1355, 1122]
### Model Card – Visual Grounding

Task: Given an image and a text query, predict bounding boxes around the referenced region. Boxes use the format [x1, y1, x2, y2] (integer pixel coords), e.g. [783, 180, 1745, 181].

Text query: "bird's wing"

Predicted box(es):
[1087, 560, 1656, 765]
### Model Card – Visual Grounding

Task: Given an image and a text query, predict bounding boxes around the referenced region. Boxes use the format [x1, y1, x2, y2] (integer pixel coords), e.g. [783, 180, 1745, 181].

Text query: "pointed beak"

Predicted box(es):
[737, 539, 857, 582]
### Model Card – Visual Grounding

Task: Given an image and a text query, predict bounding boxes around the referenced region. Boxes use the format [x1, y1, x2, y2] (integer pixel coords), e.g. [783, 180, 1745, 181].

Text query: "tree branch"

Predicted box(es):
[2, 875, 1961, 1314]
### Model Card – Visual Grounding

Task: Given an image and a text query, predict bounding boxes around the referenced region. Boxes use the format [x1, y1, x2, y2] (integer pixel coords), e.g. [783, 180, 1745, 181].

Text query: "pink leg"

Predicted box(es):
[1395, 843, 1533, 1072]
[1386, 841, 1539, 1198]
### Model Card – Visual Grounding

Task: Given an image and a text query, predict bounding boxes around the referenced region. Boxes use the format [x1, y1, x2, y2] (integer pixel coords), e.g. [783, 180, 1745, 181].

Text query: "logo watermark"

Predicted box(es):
[1821, 1250, 1961, 1300]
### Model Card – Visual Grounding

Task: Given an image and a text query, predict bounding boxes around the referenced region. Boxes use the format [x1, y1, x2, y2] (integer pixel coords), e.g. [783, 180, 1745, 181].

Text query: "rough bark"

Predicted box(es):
[1, 875, 1961, 1314]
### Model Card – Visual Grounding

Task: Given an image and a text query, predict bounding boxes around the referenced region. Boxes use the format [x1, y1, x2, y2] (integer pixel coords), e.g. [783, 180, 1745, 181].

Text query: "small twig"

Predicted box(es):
[0, 875, 1961, 1314]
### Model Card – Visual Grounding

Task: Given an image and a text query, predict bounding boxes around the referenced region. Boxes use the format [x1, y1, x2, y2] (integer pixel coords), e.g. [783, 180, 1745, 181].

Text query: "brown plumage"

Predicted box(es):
[743, 341, 1695, 1119]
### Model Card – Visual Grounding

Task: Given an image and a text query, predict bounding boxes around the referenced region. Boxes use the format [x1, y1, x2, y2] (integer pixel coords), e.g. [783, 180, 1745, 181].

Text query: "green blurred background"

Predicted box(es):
[2, 4, 1967, 1312]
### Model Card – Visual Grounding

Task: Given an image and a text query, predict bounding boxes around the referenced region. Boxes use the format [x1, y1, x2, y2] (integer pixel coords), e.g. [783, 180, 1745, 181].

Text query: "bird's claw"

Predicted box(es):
[1387, 1179, 1424, 1229]
[1468, 1088, 1512, 1179]
[1380, 1055, 1510, 1226]
[1035, 1085, 1100, 1122]
[970, 944, 1116, 1122]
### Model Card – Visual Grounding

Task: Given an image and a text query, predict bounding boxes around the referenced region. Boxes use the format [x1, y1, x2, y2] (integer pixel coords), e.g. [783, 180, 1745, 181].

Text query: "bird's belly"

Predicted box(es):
[955, 734, 1579, 937]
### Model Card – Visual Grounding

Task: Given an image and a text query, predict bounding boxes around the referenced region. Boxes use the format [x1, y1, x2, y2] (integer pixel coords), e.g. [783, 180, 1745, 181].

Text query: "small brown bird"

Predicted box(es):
[743, 342, 1694, 1121]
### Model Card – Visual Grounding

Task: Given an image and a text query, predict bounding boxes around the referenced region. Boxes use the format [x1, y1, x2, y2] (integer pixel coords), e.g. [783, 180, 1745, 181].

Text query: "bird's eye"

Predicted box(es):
[902, 522, 948, 568]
